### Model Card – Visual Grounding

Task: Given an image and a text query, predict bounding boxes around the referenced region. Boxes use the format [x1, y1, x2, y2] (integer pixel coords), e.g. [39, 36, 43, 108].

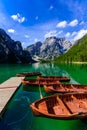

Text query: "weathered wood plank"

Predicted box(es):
[0, 77, 24, 88]
[0, 77, 24, 118]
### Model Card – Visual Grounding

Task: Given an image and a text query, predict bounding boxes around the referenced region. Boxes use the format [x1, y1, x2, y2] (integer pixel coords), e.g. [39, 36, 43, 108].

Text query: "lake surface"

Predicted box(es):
[0, 63, 87, 130]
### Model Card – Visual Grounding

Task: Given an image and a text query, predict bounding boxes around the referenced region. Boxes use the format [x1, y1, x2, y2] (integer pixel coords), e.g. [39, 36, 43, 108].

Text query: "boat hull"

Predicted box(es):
[44, 84, 87, 93]
[16, 72, 42, 77]
[22, 79, 60, 87]
[38, 76, 70, 82]
[30, 93, 87, 120]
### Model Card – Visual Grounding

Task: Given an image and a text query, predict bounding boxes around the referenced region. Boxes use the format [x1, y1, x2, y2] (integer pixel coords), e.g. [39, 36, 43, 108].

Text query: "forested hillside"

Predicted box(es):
[54, 34, 87, 63]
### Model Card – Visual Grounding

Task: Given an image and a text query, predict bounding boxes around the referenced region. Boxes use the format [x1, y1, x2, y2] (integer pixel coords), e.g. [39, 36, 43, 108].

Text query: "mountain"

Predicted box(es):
[0, 28, 33, 63]
[27, 41, 42, 56]
[26, 36, 72, 59]
[54, 34, 87, 63]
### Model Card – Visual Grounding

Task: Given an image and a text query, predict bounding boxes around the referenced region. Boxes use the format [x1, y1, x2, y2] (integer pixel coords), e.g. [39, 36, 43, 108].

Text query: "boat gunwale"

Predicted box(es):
[44, 84, 87, 93]
[30, 93, 87, 120]
[38, 76, 70, 82]
[22, 79, 60, 86]
[16, 72, 42, 77]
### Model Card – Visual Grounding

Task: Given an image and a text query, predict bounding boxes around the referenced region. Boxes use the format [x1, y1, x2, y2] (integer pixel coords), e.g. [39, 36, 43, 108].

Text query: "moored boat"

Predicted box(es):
[44, 84, 87, 93]
[30, 93, 87, 120]
[38, 76, 70, 82]
[16, 72, 42, 77]
[22, 79, 60, 86]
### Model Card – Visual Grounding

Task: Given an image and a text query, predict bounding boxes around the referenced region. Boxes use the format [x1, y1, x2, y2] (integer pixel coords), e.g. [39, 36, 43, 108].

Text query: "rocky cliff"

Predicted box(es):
[26, 36, 72, 59]
[0, 28, 33, 63]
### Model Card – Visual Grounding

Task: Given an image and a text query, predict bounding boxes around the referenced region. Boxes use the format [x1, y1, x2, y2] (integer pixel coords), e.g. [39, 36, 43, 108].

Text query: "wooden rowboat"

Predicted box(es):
[16, 72, 42, 77]
[44, 84, 87, 93]
[30, 93, 87, 120]
[22, 79, 60, 86]
[38, 76, 70, 82]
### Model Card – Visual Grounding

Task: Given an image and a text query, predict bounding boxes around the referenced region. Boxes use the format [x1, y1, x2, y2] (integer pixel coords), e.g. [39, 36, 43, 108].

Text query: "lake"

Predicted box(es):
[0, 63, 87, 130]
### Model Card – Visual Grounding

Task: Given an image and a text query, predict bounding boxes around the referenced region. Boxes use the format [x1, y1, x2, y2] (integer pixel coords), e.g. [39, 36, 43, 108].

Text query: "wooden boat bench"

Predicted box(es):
[62, 94, 87, 114]
[53, 96, 70, 115]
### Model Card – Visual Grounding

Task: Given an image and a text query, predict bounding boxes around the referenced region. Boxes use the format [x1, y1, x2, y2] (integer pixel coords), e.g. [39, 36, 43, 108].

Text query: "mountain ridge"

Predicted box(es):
[26, 36, 72, 59]
[0, 28, 34, 63]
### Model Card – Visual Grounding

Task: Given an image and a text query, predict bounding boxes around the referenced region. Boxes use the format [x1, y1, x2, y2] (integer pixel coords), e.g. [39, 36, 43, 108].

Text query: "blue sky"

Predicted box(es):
[0, 0, 87, 48]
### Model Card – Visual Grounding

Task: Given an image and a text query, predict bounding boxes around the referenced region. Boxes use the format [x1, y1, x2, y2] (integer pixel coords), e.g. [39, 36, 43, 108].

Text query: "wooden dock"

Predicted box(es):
[0, 77, 24, 118]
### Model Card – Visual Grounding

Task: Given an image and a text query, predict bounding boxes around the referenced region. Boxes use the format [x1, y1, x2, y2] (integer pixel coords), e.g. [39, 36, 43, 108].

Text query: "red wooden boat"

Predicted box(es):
[30, 93, 87, 120]
[22, 79, 60, 86]
[38, 76, 70, 82]
[44, 84, 87, 93]
[16, 72, 42, 77]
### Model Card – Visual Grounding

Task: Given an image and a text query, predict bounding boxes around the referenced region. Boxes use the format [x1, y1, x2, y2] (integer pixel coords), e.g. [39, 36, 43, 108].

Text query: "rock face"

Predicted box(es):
[0, 28, 33, 63]
[27, 41, 42, 56]
[26, 36, 72, 59]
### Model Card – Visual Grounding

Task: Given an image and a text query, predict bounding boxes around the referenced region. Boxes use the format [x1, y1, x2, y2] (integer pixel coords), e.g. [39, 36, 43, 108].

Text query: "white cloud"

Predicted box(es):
[44, 30, 57, 38]
[8, 29, 15, 33]
[49, 5, 54, 10]
[71, 31, 77, 36]
[69, 19, 78, 27]
[65, 32, 70, 38]
[56, 21, 67, 28]
[25, 35, 29, 38]
[11, 13, 25, 23]
[80, 21, 84, 25]
[62, 1, 86, 21]
[73, 29, 87, 41]
[58, 30, 63, 35]
[34, 38, 38, 42]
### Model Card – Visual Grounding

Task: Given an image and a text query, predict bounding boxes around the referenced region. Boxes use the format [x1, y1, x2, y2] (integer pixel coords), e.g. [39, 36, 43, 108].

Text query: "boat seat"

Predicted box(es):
[53, 105, 65, 115]
[62, 94, 87, 114]
[45, 98, 58, 114]
[38, 101, 48, 114]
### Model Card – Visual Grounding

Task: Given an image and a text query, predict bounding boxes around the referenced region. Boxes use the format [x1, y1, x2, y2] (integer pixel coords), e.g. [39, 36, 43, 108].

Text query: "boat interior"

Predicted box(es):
[44, 84, 87, 93]
[35, 93, 87, 116]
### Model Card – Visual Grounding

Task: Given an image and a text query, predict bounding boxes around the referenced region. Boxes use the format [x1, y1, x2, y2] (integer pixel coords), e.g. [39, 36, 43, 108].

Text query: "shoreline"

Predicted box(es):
[54, 61, 87, 64]
[72, 62, 87, 64]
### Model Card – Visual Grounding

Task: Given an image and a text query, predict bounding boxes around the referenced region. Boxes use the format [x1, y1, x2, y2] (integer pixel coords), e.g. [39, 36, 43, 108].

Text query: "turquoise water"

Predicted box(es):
[0, 63, 87, 130]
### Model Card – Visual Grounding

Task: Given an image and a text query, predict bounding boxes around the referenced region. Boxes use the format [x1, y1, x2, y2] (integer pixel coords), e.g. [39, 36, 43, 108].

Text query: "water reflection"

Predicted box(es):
[0, 63, 87, 130]
[0, 97, 33, 130]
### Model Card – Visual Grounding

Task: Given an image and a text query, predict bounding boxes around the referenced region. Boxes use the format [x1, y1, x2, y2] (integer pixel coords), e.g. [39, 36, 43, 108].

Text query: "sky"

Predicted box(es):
[0, 0, 87, 48]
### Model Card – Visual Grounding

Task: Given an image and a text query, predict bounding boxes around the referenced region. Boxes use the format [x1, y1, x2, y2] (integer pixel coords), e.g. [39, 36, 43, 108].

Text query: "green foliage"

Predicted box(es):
[40, 59, 51, 63]
[54, 34, 87, 63]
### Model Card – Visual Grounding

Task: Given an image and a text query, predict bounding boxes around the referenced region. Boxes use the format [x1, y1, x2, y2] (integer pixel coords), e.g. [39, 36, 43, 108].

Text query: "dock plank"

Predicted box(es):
[0, 77, 24, 117]
[0, 88, 16, 112]
[0, 77, 24, 88]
